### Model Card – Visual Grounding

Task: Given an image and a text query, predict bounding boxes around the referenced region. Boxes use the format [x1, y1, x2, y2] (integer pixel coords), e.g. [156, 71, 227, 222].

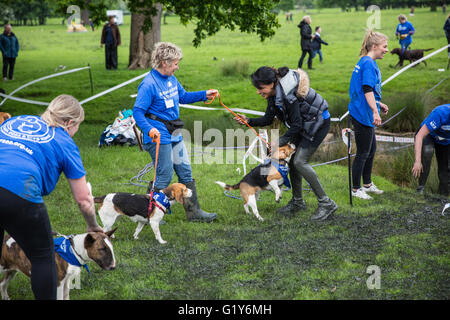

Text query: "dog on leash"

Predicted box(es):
[216, 143, 296, 221]
[390, 48, 433, 67]
[0, 229, 117, 300]
[93, 183, 192, 244]
[0, 111, 11, 125]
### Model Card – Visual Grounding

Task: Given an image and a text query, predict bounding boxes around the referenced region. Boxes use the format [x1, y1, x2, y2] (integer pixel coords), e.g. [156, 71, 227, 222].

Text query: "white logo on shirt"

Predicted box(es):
[0, 116, 55, 143]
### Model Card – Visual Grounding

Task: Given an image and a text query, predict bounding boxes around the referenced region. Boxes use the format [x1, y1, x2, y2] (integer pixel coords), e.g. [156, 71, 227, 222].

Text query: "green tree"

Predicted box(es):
[127, 0, 281, 69]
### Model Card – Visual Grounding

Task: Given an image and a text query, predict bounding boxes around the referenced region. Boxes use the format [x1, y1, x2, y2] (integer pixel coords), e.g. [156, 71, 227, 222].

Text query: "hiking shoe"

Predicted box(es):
[352, 188, 373, 200]
[311, 199, 338, 221]
[416, 185, 425, 194]
[276, 198, 306, 215]
[363, 183, 384, 194]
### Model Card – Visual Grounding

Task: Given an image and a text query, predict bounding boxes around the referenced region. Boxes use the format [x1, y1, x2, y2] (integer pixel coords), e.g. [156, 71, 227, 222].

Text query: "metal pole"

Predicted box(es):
[88, 63, 94, 96]
[348, 117, 353, 207]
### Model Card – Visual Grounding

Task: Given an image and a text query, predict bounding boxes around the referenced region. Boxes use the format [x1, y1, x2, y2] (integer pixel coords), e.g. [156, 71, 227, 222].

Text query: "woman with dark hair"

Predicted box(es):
[234, 66, 337, 221]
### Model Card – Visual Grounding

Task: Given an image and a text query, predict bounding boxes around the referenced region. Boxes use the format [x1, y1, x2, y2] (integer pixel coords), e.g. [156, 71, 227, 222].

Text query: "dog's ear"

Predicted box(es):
[84, 233, 96, 248]
[173, 186, 184, 205]
[105, 227, 118, 238]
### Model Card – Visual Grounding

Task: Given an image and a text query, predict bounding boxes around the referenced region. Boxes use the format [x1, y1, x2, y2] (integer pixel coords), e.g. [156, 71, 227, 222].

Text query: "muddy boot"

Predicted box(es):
[311, 197, 338, 221]
[183, 180, 217, 222]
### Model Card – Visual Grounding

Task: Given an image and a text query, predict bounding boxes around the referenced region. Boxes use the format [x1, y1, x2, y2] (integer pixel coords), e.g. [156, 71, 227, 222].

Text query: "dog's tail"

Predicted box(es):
[424, 48, 434, 52]
[215, 181, 240, 191]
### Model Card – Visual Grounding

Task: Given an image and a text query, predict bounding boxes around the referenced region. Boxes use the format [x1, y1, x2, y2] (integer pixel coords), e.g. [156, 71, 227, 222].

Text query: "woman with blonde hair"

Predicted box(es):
[297, 15, 314, 69]
[133, 42, 219, 222]
[348, 30, 389, 200]
[0, 94, 103, 299]
[395, 14, 415, 56]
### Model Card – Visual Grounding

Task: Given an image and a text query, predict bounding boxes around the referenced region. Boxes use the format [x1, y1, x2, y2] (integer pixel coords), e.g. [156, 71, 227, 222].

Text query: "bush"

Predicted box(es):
[220, 59, 250, 77]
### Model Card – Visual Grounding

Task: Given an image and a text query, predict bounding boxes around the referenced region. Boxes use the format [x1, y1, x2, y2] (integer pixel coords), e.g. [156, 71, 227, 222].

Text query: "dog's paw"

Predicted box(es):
[258, 216, 264, 222]
[133, 235, 139, 240]
[158, 239, 167, 244]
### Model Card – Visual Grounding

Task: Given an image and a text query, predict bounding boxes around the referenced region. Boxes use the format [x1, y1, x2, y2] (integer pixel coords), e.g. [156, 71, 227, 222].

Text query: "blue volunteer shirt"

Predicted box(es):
[348, 56, 382, 127]
[396, 21, 415, 42]
[133, 69, 207, 145]
[0, 115, 86, 203]
[421, 104, 450, 146]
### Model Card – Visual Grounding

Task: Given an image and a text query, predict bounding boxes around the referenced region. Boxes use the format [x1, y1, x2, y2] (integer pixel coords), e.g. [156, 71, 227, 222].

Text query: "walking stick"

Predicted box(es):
[347, 117, 353, 207]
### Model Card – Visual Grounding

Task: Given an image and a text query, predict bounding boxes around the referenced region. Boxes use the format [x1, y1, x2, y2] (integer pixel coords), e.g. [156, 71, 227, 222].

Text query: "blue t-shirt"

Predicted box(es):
[0, 115, 86, 203]
[348, 56, 382, 127]
[396, 21, 415, 42]
[133, 69, 207, 145]
[421, 104, 450, 146]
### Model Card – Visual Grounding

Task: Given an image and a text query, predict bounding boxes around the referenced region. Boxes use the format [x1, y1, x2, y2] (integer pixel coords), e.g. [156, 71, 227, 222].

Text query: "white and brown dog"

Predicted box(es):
[216, 143, 296, 221]
[94, 183, 192, 244]
[0, 229, 117, 300]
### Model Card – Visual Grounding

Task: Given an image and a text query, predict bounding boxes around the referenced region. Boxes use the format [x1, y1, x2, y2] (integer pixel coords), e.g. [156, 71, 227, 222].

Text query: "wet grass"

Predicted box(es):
[0, 8, 448, 300]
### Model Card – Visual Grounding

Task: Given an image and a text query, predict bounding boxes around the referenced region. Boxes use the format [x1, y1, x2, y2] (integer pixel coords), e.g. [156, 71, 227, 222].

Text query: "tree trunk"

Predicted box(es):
[128, 3, 162, 70]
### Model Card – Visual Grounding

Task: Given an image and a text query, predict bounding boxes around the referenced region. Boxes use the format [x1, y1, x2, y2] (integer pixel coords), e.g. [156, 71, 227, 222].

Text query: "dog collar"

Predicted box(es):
[54, 237, 90, 274]
[266, 159, 291, 188]
[148, 192, 171, 216]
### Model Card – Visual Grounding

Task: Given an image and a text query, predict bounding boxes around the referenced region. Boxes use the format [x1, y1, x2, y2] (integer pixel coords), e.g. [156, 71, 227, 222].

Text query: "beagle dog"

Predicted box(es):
[216, 143, 296, 221]
[93, 183, 192, 244]
[1, 229, 117, 300]
[0, 112, 11, 125]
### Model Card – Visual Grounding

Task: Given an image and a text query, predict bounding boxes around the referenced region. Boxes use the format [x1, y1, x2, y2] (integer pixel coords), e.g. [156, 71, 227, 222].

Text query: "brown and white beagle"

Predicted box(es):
[0, 112, 11, 125]
[93, 183, 192, 244]
[0, 229, 117, 300]
[216, 143, 296, 221]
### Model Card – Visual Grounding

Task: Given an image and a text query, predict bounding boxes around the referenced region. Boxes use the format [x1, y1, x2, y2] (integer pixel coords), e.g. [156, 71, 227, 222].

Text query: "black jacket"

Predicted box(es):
[298, 21, 312, 50]
[311, 33, 328, 51]
[248, 69, 328, 146]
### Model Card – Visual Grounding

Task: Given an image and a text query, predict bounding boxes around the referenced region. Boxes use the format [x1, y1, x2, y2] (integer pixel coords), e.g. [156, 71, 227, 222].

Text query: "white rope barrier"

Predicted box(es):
[0, 92, 49, 106]
[0, 66, 90, 107]
[79, 72, 149, 105]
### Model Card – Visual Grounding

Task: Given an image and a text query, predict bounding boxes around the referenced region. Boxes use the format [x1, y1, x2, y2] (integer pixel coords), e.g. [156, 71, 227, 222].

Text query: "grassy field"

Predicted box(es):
[0, 8, 449, 300]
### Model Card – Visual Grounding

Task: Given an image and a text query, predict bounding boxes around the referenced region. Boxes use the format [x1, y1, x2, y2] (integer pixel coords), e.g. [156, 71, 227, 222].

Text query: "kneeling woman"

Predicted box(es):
[235, 66, 337, 221]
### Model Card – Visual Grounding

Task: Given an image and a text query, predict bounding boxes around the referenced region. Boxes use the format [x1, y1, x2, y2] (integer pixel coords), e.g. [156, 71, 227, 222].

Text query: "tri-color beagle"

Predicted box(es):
[0, 229, 116, 300]
[0, 112, 11, 125]
[93, 183, 192, 244]
[216, 143, 296, 221]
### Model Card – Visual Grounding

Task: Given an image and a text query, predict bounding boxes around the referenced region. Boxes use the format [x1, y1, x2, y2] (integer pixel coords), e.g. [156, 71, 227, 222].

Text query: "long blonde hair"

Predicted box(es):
[359, 29, 388, 57]
[41, 94, 84, 131]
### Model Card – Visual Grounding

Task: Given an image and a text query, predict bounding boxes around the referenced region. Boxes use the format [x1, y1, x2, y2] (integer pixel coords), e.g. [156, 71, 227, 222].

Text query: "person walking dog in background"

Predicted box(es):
[396, 14, 415, 57]
[348, 30, 389, 200]
[0, 95, 103, 300]
[234, 66, 338, 221]
[412, 104, 449, 197]
[133, 42, 218, 223]
[311, 26, 328, 64]
[297, 16, 314, 70]
[101, 16, 121, 70]
[0, 24, 19, 81]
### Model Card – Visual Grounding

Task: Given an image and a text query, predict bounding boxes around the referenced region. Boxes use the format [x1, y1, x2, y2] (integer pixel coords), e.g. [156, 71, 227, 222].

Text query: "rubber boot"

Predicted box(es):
[311, 197, 338, 221]
[183, 180, 217, 222]
[276, 168, 306, 215]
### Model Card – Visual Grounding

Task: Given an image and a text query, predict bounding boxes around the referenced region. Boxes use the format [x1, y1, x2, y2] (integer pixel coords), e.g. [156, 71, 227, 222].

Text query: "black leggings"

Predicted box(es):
[298, 49, 313, 69]
[418, 134, 449, 196]
[0, 187, 57, 300]
[351, 116, 377, 189]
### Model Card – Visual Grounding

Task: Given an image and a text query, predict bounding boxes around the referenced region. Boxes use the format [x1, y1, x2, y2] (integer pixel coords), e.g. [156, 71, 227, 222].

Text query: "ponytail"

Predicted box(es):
[359, 29, 388, 57]
[250, 66, 290, 88]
